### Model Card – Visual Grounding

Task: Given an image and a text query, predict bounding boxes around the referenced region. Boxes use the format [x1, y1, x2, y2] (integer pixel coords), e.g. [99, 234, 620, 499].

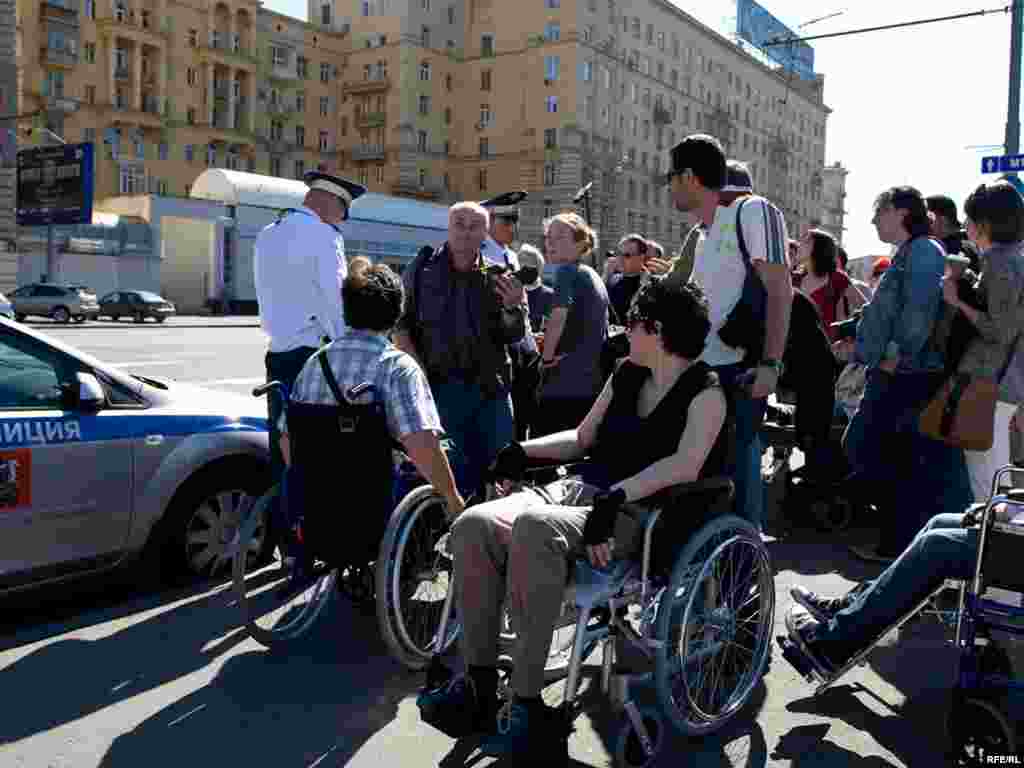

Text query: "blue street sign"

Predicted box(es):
[982, 154, 1024, 174]
[15, 142, 95, 227]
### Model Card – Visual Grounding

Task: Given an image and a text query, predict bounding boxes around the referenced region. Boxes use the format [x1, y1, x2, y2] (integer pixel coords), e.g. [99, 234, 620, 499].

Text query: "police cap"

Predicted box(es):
[303, 171, 367, 209]
[482, 191, 527, 220]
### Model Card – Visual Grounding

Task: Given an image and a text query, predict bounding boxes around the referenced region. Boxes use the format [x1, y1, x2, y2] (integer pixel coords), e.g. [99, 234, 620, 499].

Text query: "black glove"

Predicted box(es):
[583, 488, 627, 546]
[488, 442, 528, 483]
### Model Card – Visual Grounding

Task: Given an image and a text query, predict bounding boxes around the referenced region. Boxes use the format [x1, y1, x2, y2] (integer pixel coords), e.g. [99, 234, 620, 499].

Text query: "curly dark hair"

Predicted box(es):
[342, 261, 404, 331]
[807, 228, 838, 277]
[626, 277, 711, 359]
[874, 186, 931, 238]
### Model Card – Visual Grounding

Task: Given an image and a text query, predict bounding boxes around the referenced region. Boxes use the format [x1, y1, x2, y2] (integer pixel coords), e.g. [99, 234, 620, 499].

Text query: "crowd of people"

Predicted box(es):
[252, 133, 1024, 755]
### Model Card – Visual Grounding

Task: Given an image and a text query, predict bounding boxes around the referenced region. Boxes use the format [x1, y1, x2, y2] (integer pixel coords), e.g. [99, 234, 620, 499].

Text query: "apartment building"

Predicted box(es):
[820, 160, 848, 244]
[317, 0, 832, 253]
[0, 0, 16, 287]
[16, 0, 349, 199]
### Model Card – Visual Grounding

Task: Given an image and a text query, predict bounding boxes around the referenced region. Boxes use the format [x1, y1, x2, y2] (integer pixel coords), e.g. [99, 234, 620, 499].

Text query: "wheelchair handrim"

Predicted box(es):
[680, 534, 774, 724]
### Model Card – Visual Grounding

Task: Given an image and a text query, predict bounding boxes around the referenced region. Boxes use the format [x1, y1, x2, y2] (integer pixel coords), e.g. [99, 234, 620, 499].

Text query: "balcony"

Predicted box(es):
[266, 139, 294, 155]
[350, 144, 385, 161]
[96, 9, 169, 44]
[268, 64, 299, 83]
[343, 77, 391, 95]
[41, 0, 79, 24]
[213, 83, 230, 101]
[40, 44, 78, 68]
[266, 101, 295, 117]
[197, 38, 259, 70]
[356, 111, 386, 129]
[106, 101, 164, 128]
[114, 65, 131, 81]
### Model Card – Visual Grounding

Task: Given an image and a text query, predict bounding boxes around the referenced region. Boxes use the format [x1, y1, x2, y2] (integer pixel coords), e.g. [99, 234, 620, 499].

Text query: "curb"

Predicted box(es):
[25, 321, 261, 330]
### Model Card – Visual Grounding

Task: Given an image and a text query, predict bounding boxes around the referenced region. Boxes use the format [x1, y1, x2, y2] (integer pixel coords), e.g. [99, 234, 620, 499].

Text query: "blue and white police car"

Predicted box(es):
[0, 318, 272, 593]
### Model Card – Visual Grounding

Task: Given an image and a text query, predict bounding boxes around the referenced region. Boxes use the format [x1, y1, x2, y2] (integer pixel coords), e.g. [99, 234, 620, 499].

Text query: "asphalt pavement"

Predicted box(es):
[0, 323, 960, 767]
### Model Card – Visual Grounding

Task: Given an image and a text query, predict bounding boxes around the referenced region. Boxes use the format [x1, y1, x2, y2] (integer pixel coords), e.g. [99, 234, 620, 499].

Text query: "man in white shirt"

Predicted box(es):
[668, 138, 792, 531]
[253, 170, 366, 492]
[480, 191, 526, 270]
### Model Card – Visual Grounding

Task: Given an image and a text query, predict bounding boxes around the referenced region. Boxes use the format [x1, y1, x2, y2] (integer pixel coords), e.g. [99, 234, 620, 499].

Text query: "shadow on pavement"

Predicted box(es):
[770, 723, 897, 766]
[97, 597, 418, 768]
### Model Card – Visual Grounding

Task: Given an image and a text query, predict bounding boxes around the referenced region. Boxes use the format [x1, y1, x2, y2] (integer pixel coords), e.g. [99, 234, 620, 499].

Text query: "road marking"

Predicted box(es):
[190, 377, 265, 386]
[108, 360, 185, 368]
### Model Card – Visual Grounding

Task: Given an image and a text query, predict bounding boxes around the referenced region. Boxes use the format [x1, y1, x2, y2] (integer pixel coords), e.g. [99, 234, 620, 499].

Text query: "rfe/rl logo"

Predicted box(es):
[986, 755, 1022, 765]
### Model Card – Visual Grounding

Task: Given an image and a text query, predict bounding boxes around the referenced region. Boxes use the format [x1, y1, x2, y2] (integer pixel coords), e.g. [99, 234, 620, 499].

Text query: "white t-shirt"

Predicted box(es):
[253, 206, 348, 353]
[690, 195, 789, 367]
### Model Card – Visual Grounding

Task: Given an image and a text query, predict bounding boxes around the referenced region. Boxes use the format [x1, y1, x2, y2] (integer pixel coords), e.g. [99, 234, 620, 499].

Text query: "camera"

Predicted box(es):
[485, 264, 539, 285]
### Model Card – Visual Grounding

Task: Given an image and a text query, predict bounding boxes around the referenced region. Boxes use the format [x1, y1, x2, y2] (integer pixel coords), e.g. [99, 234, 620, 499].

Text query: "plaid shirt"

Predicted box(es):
[289, 329, 442, 440]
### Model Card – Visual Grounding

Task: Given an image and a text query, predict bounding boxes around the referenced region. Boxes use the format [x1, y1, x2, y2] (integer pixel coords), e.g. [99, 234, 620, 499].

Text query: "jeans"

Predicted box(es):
[431, 378, 515, 498]
[816, 513, 976, 661]
[713, 362, 768, 531]
[843, 368, 972, 553]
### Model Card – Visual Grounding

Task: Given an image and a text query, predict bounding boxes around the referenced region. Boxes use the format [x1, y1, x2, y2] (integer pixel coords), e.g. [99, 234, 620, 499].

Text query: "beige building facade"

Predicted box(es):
[15, 0, 834, 263]
[820, 160, 848, 244]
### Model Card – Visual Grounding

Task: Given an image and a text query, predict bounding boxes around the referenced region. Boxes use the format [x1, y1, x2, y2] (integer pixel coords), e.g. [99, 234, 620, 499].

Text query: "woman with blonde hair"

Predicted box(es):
[532, 212, 610, 436]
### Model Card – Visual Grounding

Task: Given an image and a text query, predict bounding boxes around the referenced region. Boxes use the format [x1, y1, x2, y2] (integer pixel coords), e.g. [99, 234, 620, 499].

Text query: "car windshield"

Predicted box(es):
[135, 292, 166, 303]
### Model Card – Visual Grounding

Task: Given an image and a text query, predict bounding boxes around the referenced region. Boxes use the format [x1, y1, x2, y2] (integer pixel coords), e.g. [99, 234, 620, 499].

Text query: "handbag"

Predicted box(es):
[919, 334, 1020, 451]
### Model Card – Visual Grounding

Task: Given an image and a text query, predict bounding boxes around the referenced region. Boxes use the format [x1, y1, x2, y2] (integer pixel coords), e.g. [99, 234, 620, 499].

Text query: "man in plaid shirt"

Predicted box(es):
[286, 262, 464, 518]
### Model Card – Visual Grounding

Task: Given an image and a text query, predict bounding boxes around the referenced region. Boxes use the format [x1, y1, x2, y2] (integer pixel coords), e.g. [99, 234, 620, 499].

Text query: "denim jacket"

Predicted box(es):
[854, 236, 946, 373]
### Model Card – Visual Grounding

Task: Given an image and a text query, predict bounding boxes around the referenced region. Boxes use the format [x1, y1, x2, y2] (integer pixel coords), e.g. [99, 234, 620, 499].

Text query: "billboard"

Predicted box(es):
[16, 142, 95, 227]
[736, 0, 815, 80]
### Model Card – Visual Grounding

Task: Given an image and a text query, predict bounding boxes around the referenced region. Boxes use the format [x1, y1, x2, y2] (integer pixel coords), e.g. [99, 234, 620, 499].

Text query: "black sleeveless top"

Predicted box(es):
[581, 360, 732, 489]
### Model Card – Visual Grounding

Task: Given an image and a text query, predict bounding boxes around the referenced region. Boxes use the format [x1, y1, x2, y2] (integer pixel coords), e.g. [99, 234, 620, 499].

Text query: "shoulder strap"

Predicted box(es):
[999, 333, 1022, 384]
[316, 348, 347, 405]
[734, 197, 751, 266]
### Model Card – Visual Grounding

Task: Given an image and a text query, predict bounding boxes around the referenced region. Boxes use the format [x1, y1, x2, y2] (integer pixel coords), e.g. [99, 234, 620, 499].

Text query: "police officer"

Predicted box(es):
[253, 170, 367, 490]
[481, 191, 541, 440]
[481, 191, 527, 270]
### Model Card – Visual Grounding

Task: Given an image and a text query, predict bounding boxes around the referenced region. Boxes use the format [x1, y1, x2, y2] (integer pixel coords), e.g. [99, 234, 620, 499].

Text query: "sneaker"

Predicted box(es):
[417, 675, 500, 739]
[480, 699, 567, 757]
[784, 605, 841, 679]
[848, 544, 897, 564]
[790, 585, 856, 623]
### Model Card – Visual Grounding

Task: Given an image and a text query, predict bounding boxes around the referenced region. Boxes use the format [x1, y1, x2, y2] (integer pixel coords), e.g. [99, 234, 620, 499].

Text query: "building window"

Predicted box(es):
[546, 96, 558, 113]
[294, 160, 305, 178]
[417, 130, 428, 152]
[187, 67, 196, 86]
[361, 1, 370, 15]
[320, 96, 329, 116]
[419, 61, 431, 81]
[319, 130, 329, 151]
[296, 92, 306, 111]
[544, 127, 557, 148]
[479, 104, 491, 127]
[422, 26, 430, 48]
[341, 116, 348, 136]
[186, 107, 196, 124]
[444, 107, 452, 124]
[206, 144, 216, 166]
[188, 28, 197, 47]
[545, 22, 560, 42]
[481, 35, 494, 57]
[320, 62, 330, 82]
[158, 141, 168, 160]
[543, 199, 554, 219]
[226, 151, 240, 170]
[84, 0, 94, 18]
[443, 172, 450, 189]
[297, 56, 308, 78]
[321, 3, 331, 25]
[357, 166, 368, 185]
[295, 125, 305, 146]
[418, 168, 427, 188]
[445, 74, 453, 91]
[545, 0, 559, 7]
[272, 46, 285, 67]
[270, 157, 282, 176]
[543, 162, 556, 186]
[84, 42, 95, 63]
[184, 144, 193, 162]
[375, 165, 385, 184]
[447, 5, 455, 24]
[83, 127, 96, 143]
[580, 61, 592, 82]
[478, 168, 488, 191]
[85, 85, 96, 104]
[479, 137, 489, 158]
[418, 94, 430, 115]
[481, 69, 491, 90]
[544, 55, 559, 81]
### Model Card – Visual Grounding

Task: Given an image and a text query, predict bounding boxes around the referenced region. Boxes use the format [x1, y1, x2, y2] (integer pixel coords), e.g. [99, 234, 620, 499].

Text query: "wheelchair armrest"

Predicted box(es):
[631, 476, 735, 512]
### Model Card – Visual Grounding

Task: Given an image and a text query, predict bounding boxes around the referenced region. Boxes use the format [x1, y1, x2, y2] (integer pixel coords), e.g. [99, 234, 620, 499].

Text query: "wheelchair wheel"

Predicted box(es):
[654, 515, 774, 737]
[614, 707, 664, 768]
[948, 693, 1018, 766]
[499, 600, 599, 684]
[376, 486, 459, 670]
[231, 485, 338, 648]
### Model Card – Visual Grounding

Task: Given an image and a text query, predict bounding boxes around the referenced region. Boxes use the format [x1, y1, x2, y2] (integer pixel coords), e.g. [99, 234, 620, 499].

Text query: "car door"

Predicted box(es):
[109, 292, 127, 316]
[0, 328, 132, 586]
[99, 292, 118, 317]
[20, 286, 44, 316]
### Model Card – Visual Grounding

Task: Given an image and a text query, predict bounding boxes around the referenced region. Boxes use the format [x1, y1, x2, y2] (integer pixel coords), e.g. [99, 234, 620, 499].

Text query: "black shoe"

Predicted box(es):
[783, 605, 843, 680]
[417, 675, 501, 739]
[790, 584, 857, 623]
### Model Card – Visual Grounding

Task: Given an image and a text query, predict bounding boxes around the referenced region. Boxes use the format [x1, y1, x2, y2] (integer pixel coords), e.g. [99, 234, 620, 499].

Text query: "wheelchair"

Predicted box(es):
[376, 463, 776, 767]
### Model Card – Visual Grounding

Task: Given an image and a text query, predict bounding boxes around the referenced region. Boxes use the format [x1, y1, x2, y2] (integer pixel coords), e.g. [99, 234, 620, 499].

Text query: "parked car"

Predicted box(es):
[10, 283, 100, 324]
[0, 317, 271, 593]
[0, 293, 14, 320]
[98, 290, 177, 323]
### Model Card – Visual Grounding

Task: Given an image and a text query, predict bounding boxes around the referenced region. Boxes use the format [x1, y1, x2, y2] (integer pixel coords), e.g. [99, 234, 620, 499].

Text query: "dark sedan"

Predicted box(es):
[98, 291, 177, 323]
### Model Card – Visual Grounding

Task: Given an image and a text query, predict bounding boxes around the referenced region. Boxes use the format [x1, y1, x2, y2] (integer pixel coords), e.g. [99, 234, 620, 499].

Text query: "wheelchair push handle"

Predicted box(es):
[253, 380, 287, 399]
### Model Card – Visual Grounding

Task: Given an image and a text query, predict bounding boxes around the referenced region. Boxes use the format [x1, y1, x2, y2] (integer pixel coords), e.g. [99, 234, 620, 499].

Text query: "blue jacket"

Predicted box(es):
[855, 236, 946, 373]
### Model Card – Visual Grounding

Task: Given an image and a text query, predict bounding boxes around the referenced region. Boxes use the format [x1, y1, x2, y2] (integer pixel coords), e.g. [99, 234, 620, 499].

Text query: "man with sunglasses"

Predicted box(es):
[608, 234, 649, 323]
[666, 137, 792, 532]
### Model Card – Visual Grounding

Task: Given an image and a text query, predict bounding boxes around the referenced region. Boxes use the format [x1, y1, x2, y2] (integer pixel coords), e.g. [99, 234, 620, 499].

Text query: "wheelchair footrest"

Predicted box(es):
[776, 635, 822, 684]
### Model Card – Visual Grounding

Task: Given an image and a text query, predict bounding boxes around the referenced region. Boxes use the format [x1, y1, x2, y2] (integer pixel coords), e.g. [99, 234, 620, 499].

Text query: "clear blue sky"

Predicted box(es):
[264, 0, 1019, 265]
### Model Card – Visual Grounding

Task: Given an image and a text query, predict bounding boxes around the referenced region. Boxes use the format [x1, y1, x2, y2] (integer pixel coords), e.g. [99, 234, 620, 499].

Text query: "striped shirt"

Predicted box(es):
[289, 329, 442, 440]
[690, 195, 789, 367]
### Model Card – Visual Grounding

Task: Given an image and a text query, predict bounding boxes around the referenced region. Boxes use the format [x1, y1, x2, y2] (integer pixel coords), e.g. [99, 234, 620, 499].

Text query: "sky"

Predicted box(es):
[262, 0, 1018, 265]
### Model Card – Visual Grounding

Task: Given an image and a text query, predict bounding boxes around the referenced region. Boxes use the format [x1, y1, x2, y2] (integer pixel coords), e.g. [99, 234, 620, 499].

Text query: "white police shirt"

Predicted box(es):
[254, 206, 347, 353]
[481, 236, 519, 270]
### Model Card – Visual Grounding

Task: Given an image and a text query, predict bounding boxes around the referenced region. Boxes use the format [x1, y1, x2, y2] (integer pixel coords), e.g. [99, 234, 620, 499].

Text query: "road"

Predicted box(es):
[0, 323, 959, 767]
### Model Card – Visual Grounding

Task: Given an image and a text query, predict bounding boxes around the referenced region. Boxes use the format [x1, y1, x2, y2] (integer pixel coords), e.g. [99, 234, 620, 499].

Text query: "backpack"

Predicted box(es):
[717, 197, 773, 362]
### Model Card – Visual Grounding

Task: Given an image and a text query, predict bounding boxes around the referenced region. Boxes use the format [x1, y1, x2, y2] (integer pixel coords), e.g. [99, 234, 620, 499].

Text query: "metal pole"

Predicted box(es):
[1008, 0, 1023, 160]
[45, 215, 55, 283]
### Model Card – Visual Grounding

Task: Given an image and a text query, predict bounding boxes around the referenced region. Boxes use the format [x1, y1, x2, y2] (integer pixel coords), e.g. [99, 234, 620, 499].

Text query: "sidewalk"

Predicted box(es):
[24, 315, 261, 329]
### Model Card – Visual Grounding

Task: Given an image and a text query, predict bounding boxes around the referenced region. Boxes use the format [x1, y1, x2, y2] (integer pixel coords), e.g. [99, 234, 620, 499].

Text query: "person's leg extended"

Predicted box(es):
[714, 363, 767, 530]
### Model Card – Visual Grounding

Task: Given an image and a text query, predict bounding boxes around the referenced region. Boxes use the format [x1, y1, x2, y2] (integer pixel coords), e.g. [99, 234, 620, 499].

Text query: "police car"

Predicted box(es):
[0, 317, 272, 594]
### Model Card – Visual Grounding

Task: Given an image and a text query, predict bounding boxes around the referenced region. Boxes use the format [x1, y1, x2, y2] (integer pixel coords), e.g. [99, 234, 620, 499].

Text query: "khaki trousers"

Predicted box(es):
[449, 478, 638, 698]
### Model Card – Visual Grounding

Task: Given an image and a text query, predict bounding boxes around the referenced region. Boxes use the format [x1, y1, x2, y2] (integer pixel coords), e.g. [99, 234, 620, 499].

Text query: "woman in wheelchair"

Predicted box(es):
[420, 278, 732, 755]
[284, 260, 465, 572]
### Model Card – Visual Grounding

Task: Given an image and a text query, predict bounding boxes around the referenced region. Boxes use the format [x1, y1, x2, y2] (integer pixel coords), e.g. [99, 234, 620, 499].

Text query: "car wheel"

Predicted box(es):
[109, 314, 119, 322]
[134, 311, 145, 323]
[147, 461, 272, 584]
[52, 306, 71, 324]
[74, 315, 86, 324]
[157, 316, 167, 323]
